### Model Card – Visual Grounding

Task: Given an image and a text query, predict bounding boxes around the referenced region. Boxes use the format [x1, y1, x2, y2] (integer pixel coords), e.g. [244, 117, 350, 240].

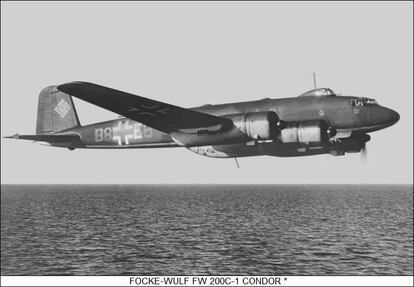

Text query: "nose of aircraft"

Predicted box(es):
[360, 105, 400, 133]
[384, 107, 400, 126]
[373, 106, 400, 128]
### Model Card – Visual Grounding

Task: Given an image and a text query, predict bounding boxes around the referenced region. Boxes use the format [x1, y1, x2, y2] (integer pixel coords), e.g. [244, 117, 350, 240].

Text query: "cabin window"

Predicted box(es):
[351, 98, 378, 106]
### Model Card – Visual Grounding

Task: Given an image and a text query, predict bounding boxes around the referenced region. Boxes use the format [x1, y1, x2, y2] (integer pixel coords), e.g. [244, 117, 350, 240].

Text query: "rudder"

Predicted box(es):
[36, 86, 81, 134]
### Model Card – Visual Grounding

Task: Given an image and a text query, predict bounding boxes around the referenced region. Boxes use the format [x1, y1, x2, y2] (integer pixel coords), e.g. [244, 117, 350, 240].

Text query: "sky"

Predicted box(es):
[1, 1, 412, 184]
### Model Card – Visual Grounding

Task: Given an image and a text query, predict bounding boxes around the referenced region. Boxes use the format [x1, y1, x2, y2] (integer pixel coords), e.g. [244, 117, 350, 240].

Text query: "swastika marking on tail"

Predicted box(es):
[55, 99, 71, 118]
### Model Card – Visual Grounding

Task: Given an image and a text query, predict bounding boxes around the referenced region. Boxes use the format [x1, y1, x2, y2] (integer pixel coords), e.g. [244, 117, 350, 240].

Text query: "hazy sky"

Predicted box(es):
[1, 2, 412, 184]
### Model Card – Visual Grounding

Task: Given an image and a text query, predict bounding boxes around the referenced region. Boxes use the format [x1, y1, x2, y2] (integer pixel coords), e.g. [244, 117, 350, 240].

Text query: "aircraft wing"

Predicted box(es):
[58, 82, 231, 134]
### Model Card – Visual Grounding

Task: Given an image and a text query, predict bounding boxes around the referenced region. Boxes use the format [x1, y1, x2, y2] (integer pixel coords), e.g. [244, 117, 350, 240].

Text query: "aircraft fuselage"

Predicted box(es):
[54, 94, 399, 157]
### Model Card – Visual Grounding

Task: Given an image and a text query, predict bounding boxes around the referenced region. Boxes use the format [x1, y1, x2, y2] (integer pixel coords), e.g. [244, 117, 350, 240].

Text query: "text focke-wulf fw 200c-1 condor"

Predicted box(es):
[6, 81, 399, 159]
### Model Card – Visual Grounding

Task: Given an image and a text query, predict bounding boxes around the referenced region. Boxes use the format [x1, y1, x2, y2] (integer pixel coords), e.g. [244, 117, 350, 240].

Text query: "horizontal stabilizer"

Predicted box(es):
[4, 133, 82, 145]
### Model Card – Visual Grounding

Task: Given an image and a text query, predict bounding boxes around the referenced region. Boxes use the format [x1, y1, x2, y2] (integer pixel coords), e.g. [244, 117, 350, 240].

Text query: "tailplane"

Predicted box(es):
[5, 85, 82, 149]
[36, 86, 81, 134]
[4, 133, 82, 149]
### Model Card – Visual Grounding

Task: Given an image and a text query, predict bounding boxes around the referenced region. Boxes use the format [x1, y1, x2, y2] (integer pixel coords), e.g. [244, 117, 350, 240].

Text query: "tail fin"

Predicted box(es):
[36, 86, 81, 134]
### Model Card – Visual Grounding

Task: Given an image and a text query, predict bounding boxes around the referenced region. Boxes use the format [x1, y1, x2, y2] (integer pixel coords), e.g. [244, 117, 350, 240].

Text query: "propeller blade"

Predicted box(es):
[361, 143, 368, 163]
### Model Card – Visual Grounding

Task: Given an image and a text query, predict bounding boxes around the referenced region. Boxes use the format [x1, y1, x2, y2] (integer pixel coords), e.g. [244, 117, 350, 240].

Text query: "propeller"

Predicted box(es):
[360, 134, 370, 163]
[360, 142, 368, 163]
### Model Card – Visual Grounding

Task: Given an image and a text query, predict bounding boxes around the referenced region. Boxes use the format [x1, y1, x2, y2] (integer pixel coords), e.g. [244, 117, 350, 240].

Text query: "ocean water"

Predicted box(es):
[1, 184, 412, 275]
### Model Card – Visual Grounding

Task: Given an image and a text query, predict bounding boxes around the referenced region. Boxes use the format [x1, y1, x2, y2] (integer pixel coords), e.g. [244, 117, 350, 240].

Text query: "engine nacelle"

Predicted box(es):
[226, 111, 281, 140]
[171, 111, 283, 146]
[279, 120, 334, 145]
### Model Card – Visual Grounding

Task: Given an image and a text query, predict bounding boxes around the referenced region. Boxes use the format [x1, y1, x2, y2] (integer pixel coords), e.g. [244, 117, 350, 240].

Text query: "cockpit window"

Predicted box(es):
[351, 98, 378, 106]
[299, 88, 336, 97]
[365, 98, 378, 105]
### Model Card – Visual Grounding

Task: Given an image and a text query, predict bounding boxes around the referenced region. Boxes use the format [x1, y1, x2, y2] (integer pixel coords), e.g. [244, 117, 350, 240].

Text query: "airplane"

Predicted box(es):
[5, 81, 400, 160]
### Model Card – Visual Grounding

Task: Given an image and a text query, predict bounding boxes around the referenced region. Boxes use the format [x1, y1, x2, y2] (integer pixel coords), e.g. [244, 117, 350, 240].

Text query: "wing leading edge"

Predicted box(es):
[57, 82, 232, 134]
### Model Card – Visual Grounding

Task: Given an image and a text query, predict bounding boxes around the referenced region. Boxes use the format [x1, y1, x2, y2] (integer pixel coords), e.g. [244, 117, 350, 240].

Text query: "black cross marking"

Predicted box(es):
[127, 104, 170, 117]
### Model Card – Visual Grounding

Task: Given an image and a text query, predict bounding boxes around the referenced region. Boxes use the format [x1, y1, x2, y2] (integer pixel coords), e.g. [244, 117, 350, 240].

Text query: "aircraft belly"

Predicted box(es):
[212, 142, 328, 158]
[203, 133, 367, 158]
[190, 142, 328, 158]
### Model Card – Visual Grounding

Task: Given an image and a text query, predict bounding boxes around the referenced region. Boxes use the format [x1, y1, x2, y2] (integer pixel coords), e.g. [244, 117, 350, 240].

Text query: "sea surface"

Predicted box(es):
[1, 184, 413, 275]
